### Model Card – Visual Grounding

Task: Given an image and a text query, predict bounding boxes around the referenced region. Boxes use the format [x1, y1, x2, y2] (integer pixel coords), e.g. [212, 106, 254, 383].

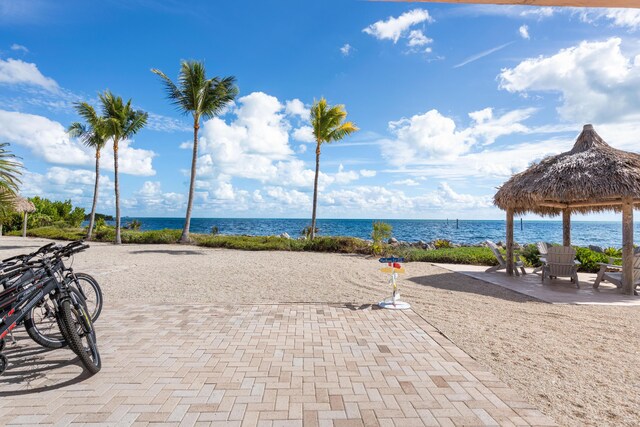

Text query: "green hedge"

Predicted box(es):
[399, 246, 498, 266]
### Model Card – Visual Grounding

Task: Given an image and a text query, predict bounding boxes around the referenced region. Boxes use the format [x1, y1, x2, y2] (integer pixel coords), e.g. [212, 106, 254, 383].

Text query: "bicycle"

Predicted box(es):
[0, 242, 101, 375]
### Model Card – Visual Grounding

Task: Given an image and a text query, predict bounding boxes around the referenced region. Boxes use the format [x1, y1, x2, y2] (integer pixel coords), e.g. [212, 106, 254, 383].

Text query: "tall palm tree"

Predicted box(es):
[68, 102, 108, 240]
[99, 91, 148, 245]
[152, 61, 238, 243]
[310, 98, 358, 239]
[0, 142, 23, 214]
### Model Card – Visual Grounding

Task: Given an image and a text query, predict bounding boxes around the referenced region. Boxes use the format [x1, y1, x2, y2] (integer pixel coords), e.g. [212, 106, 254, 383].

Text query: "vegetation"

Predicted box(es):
[574, 247, 611, 273]
[0, 143, 23, 213]
[309, 98, 358, 239]
[433, 239, 453, 249]
[371, 221, 392, 255]
[68, 102, 108, 240]
[124, 219, 142, 230]
[85, 213, 113, 221]
[152, 61, 238, 243]
[301, 225, 318, 239]
[400, 246, 498, 265]
[99, 91, 148, 244]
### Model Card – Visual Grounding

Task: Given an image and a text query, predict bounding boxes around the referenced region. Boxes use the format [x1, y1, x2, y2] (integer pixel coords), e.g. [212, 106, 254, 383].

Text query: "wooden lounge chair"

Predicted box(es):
[542, 246, 580, 288]
[532, 241, 549, 274]
[593, 253, 640, 292]
[485, 240, 526, 276]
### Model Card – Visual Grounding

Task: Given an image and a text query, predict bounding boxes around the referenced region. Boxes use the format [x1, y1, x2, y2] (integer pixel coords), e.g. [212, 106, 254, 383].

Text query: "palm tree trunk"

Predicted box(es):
[180, 119, 199, 243]
[114, 139, 121, 245]
[87, 149, 100, 240]
[310, 142, 321, 240]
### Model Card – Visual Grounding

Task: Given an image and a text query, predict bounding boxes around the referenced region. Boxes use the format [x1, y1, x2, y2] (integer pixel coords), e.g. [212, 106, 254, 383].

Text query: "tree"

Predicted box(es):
[0, 142, 23, 234]
[309, 98, 358, 239]
[99, 91, 148, 244]
[152, 61, 238, 243]
[68, 102, 108, 240]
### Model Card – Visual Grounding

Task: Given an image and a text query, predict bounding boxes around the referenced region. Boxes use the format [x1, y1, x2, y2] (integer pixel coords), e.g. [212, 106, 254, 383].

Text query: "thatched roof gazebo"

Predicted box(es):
[494, 124, 640, 295]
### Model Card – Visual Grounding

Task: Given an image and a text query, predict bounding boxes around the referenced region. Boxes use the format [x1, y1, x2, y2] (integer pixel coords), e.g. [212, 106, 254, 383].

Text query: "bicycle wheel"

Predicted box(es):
[59, 298, 101, 375]
[24, 298, 66, 349]
[70, 273, 103, 322]
[24, 288, 86, 349]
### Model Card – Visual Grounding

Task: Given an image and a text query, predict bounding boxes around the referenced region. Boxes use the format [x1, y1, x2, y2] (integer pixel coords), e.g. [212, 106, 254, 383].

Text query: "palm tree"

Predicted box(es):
[0, 142, 23, 214]
[68, 102, 108, 240]
[152, 61, 238, 243]
[99, 91, 148, 245]
[309, 98, 358, 239]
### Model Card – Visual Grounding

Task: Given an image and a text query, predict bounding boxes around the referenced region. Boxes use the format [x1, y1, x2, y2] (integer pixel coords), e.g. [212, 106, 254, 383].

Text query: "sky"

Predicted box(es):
[1, 0, 640, 220]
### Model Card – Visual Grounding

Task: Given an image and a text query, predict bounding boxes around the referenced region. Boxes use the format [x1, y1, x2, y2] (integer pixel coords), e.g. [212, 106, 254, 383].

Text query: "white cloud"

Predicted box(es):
[360, 169, 377, 178]
[0, 110, 156, 176]
[391, 179, 420, 186]
[0, 58, 58, 92]
[146, 112, 191, 132]
[363, 9, 432, 43]
[10, 43, 28, 53]
[284, 99, 309, 118]
[381, 107, 534, 166]
[124, 181, 184, 212]
[520, 7, 554, 19]
[334, 164, 360, 185]
[0, 109, 90, 165]
[499, 37, 640, 123]
[297, 144, 307, 154]
[407, 30, 432, 47]
[577, 8, 640, 31]
[340, 43, 353, 56]
[292, 125, 315, 142]
[519, 24, 530, 39]
[265, 186, 310, 206]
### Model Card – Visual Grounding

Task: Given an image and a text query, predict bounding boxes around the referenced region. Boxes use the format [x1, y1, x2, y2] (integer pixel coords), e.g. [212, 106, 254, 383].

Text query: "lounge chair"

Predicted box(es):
[485, 240, 526, 276]
[532, 241, 549, 274]
[542, 246, 580, 288]
[593, 253, 640, 293]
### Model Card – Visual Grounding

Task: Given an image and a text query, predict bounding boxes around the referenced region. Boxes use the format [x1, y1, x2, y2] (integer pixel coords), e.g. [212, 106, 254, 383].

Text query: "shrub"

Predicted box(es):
[371, 221, 392, 255]
[519, 244, 541, 267]
[433, 239, 452, 249]
[8, 226, 85, 240]
[574, 247, 610, 273]
[300, 226, 318, 239]
[125, 219, 142, 231]
[400, 246, 497, 265]
[210, 226, 219, 235]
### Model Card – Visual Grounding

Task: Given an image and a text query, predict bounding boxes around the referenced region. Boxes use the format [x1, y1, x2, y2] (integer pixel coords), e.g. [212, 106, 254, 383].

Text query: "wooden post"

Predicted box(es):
[22, 212, 27, 238]
[621, 198, 634, 295]
[562, 208, 571, 247]
[506, 208, 514, 276]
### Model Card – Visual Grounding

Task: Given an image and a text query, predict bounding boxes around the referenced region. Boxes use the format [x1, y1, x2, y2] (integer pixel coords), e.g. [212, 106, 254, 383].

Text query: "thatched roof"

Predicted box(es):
[494, 124, 640, 215]
[12, 195, 35, 213]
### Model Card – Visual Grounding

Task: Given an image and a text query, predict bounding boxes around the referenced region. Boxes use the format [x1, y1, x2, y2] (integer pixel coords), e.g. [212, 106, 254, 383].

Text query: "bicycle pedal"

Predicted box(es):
[0, 354, 7, 376]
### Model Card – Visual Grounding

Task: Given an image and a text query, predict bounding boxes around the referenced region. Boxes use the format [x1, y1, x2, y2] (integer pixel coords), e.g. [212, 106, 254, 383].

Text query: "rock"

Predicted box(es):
[416, 240, 425, 247]
[280, 232, 291, 239]
[426, 243, 436, 250]
[389, 237, 398, 244]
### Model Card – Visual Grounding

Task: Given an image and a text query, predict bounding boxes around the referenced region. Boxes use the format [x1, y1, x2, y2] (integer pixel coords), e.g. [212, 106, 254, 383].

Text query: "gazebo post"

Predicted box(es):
[622, 197, 634, 295]
[22, 212, 28, 238]
[506, 208, 514, 276]
[562, 208, 571, 246]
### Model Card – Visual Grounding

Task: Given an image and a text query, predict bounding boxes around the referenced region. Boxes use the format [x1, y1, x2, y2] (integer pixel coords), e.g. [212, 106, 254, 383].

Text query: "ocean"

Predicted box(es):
[111, 217, 640, 248]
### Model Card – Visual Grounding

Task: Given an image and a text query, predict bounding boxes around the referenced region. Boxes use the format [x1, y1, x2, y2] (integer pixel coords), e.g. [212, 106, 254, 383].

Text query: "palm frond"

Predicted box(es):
[310, 98, 358, 145]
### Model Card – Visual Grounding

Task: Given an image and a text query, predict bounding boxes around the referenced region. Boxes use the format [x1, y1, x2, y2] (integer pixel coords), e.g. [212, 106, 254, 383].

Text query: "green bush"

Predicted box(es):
[8, 226, 85, 240]
[400, 246, 497, 266]
[371, 221, 392, 255]
[574, 247, 610, 273]
[519, 244, 542, 267]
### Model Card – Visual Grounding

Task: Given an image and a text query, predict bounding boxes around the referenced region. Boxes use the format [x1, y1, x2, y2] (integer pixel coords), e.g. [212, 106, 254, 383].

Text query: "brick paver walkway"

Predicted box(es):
[0, 304, 555, 426]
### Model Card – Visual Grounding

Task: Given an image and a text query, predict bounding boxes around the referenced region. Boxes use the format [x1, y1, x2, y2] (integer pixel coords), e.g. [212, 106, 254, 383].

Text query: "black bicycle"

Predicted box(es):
[0, 242, 101, 375]
[0, 242, 103, 349]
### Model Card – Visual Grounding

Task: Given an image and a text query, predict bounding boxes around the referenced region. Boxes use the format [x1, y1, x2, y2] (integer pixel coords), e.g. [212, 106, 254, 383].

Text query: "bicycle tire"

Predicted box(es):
[24, 288, 86, 349]
[71, 273, 103, 322]
[59, 298, 101, 375]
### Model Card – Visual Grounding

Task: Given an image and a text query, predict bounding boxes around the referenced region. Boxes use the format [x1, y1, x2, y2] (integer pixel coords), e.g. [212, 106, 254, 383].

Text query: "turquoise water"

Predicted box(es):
[110, 218, 640, 248]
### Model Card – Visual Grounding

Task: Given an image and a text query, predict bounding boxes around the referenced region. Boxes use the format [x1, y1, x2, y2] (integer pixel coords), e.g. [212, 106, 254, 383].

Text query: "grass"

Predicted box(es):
[9, 226, 613, 272]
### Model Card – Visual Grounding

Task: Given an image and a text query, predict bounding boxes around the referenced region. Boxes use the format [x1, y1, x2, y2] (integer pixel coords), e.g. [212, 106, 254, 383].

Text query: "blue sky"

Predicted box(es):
[1, 1, 640, 220]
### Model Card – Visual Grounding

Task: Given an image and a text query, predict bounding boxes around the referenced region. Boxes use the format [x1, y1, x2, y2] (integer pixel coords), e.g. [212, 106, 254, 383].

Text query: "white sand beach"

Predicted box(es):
[1, 236, 638, 427]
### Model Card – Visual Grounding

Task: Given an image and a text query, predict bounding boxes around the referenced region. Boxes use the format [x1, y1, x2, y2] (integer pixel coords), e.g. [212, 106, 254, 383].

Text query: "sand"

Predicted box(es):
[1, 237, 638, 426]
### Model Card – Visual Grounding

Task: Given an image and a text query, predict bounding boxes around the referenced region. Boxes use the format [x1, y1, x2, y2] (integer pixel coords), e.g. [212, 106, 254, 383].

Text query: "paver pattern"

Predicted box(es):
[0, 304, 555, 426]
